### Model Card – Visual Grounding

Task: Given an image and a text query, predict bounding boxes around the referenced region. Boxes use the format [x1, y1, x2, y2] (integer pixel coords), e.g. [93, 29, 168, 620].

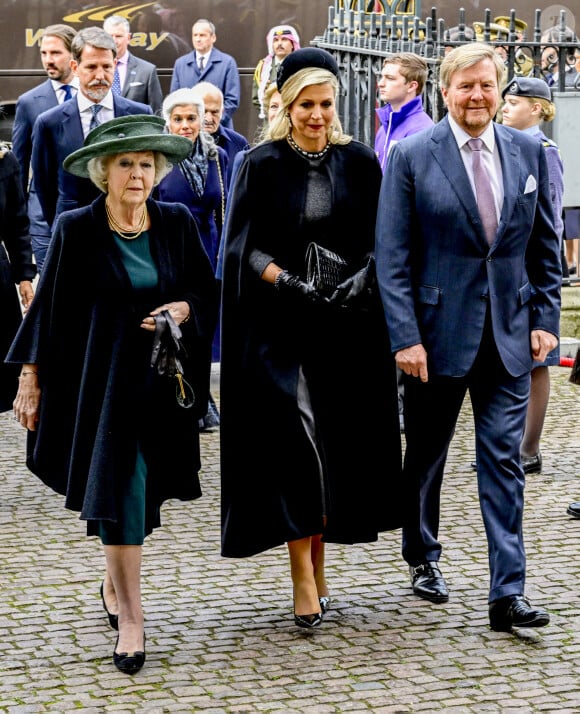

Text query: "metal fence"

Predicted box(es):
[311, 3, 580, 148]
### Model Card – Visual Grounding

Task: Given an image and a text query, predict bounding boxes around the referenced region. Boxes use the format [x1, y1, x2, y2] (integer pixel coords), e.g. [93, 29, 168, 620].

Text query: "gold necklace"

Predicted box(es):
[105, 201, 148, 240]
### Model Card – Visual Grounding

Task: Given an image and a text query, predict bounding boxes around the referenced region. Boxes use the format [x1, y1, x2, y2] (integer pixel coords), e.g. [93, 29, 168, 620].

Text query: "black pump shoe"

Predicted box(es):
[294, 612, 323, 628]
[319, 596, 331, 614]
[100, 581, 119, 631]
[113, 634, 146, 674]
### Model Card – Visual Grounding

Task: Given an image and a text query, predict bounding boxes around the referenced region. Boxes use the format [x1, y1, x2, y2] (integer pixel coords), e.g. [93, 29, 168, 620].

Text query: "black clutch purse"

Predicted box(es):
[305, 242, 347, 295]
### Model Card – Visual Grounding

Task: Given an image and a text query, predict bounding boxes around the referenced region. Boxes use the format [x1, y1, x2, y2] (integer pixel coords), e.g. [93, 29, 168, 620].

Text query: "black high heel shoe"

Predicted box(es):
[319, 596, 331, 614]
[294, 612, 323, 628]
[113, 633, 146, 674]
[100, 581, 119, 631]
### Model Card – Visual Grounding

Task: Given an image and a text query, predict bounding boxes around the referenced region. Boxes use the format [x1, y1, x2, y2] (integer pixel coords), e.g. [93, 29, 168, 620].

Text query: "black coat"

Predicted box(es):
[0, 148, 36, 412]
[6, 194, 218, 521]
[220, 139, 403, 558]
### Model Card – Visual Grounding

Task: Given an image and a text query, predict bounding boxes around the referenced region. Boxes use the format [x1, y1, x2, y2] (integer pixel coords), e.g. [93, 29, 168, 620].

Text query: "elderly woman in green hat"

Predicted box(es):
[7, 115, 218, 674]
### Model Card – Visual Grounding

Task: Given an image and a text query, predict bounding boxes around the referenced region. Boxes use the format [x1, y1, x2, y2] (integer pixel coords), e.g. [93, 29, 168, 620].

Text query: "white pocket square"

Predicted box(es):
[524, 175, 537, 194]
[129, 81, 144, 87]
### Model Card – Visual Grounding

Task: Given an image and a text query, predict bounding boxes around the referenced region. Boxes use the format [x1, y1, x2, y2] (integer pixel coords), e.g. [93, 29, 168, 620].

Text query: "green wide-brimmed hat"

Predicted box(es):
[63, 114, 192, 178]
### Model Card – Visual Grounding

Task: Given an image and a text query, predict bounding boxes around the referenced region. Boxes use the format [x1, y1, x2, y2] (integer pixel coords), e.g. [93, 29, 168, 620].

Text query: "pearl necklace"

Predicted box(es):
[287, 133, 332, 161]
[105, 201, 148, 240]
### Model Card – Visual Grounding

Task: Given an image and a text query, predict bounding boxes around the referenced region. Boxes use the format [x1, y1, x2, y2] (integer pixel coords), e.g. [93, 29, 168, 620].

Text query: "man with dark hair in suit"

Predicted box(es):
[376, 42, 561, 633]
[31, 27, 152, 229]
[12, 23, 78, 271]
[169, 19, 240, 129]
[103, 15, 163, 115]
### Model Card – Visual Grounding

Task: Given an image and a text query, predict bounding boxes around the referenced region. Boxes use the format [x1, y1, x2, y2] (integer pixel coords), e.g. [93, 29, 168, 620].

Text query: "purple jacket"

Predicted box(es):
[374, 95, 433, 172]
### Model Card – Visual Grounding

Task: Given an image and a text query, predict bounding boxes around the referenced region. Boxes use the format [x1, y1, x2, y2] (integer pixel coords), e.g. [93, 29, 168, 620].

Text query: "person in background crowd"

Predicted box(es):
[12, 24, 78, 271]
[540, 25, 579, 88]
[375, 52, 433, 172]
[0, 142, 35, 412]
[220, 48, 402, 629]
[169, 19, 240, 129]
[156, 87, 228, 409]
[252, 24, 300, 119]
[8, 115, 217, 674]
[31, 27, 152, 230]
[103, 15, 163, 115]
[376, 42, 561, 633]
[500, 76, 563, 476]
[195, 81, 249, 186]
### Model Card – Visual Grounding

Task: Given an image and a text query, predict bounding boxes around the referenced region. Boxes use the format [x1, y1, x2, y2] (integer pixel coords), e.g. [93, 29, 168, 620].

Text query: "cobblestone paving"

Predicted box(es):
[0, 368, 578, 713]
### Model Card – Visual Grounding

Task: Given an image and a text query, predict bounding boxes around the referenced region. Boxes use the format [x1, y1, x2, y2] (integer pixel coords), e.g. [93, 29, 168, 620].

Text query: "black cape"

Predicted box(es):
[0, 149, 36, 412]
[6, 194, 218, 521]
[220, 139, 403, 558]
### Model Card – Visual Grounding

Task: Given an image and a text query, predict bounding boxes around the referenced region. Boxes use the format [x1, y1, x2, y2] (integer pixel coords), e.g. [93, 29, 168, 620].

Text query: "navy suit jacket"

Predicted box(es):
[170, 48, 240, 128]
[376, 116, 561, 378]
[213, 125, 249, 185]
[122, 53, 163, 115]
[12, 79, 59, 236]
[31, 95, 152, 228]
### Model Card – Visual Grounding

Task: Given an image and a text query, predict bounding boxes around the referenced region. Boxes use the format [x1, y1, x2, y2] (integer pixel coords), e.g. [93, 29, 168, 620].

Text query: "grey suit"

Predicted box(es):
[120, 52, 163, 115]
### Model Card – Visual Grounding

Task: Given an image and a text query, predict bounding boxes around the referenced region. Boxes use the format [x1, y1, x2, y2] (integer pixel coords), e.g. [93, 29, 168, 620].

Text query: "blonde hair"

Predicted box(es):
[267, 67, 351, 145]
[440, 42, 505, 91]
[87, 152, 171, 192]
[529, 96, 557, 122]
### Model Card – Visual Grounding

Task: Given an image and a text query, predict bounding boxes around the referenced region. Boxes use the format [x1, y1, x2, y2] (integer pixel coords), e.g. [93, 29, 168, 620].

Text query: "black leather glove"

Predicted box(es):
[328, 257, 375, 307]
[274, 270, 326, 305]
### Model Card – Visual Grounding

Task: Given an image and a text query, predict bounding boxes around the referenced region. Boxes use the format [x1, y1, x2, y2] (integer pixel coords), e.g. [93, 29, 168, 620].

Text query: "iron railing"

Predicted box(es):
[311, 3, 579, 145]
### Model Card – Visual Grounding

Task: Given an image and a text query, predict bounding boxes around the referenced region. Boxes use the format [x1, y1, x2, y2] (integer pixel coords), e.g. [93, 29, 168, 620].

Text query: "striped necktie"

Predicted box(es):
[89, 104, 103, 131]
[198, 55, 205, 72]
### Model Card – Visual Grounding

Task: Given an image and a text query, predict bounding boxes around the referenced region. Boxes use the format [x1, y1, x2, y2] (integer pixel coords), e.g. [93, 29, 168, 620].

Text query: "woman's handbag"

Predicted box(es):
[150, 310, 195, 408]
[305, 242, 347, 295]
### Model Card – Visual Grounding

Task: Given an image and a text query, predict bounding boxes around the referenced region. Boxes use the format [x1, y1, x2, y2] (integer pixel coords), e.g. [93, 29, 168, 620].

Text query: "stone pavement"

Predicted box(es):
[0, 367, 578, 713]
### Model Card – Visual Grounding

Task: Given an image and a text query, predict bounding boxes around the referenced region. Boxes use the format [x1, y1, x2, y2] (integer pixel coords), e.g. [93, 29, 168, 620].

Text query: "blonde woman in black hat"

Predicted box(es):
[220, 48, 403, 628]
[7, 115, 218, 673]
[501, 77, 563, 476]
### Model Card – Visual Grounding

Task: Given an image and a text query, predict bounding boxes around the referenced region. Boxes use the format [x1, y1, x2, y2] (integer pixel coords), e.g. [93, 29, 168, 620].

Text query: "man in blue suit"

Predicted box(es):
[12, 24, 78, 271]
[31, 27, 152, 229]
[376, 43, 561, 633]
[169, 19, 240, 129]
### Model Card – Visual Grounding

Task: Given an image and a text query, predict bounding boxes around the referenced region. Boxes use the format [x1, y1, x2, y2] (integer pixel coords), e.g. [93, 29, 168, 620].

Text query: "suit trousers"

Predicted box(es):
[401, 319, 531, 602]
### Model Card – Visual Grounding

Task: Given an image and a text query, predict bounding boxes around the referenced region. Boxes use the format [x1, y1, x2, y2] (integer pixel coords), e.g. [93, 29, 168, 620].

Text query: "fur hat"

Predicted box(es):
[64, 114, 192, 178]
[276, 48, 339, 91]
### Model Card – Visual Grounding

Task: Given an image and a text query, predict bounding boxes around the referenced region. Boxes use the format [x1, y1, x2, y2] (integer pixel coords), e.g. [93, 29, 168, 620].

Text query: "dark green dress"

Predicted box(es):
[92, 230, 159, 545]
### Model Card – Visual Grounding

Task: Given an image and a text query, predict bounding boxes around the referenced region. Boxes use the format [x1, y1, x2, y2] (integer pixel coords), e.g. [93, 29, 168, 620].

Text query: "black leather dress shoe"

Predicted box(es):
[489, 595, 550, 632]
[521, 452, 542, 475]
[410, 562, 449, 603]
[566, 502, 580, 518]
